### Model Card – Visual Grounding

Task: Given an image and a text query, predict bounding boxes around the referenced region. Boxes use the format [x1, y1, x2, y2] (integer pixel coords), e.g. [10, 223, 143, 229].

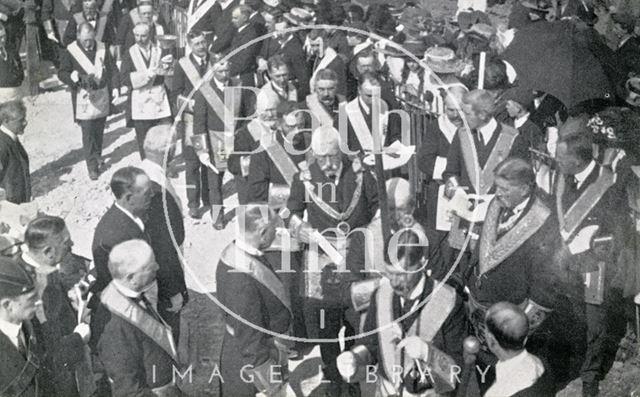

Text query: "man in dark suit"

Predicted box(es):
[307, 29, 347, 97]
[91, 166, 152, 293]
[302, 68, 345, 130]
[0, 100, 30, 204]
[92, 239, 183, 396]
[18, 216, 93, 397]
[58, 22, 118, 180]
[170, 30, 209, 218]
[611, 12, 640, 84]
[0, 20, 24, 100]
[204, 0, 239, 54]
[504, 86, 544, 155]
[62, 0, 118, 47]
[193, 54, 247, 229]
[42, 0, 78, 41]
[139, 124, 187, 344]
[0, 257, 56, 397]
[554, 120, 631, 396]
[115, 0, 166, 53]
[227, 5, 260, 90]
[216, 204, 292, 397]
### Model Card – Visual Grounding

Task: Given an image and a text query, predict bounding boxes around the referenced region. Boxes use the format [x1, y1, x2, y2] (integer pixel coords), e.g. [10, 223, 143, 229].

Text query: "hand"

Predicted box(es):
[257, 58, 268, 72]
[166, 293, 184, 313]
[120, 86, 129, 95]
[397, 336, 429, 362]
[198, 152, 211, 165]
[336, 351, 358, 380]
[240, 156, 251, 177]
[568, 225, 599, 255]
[112, 88, 120, 99]
[74, 323, 91, 344]
[70, 71, 80, 84]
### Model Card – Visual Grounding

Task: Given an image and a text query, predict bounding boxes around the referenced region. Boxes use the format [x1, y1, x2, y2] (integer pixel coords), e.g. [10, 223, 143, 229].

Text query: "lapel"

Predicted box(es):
[479, 195, 550, 276]
[0, 325, 25, 362]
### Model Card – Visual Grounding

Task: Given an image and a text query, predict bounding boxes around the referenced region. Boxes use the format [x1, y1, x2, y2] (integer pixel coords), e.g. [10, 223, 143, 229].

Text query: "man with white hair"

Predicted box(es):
[227, 88, 280, 209]
[193, 52, 246, 229]
[120, 22, 172, 160]
[58, 22, 118, 180]
[115, 0, 165, 52]
[92, 239, 182, 396]
[286, 125, 378, 393]
[139, 124, 187, 343]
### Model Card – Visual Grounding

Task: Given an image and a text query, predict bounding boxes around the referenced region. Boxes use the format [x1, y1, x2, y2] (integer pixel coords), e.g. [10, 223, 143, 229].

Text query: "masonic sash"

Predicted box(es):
[247, 121, 299, 186]
[306, 94, 335, 127]
[67, 41, 110, 120]
[129, 45, 172, 120]
[344, 98, 389, 152]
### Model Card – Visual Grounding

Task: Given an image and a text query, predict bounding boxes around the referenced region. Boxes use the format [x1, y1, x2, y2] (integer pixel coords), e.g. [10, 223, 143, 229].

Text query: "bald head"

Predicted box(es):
[144, 124, 175, 161]
[485, 302, 529, 352]
[311, 126, 340, 156]
[108, 240, 158, 291]
[386, 178, 413, 213]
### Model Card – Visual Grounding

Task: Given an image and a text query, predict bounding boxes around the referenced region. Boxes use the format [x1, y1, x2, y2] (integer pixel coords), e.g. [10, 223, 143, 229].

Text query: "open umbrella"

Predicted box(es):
[501, 20, 613, 109]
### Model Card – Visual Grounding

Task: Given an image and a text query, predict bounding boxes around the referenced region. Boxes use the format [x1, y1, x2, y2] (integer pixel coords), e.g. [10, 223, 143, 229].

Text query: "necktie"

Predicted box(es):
[138, 293, 164, 324]
[17, 328, 27, 358]
[477, 130, 485, 147]
[566, 175, 578, 192]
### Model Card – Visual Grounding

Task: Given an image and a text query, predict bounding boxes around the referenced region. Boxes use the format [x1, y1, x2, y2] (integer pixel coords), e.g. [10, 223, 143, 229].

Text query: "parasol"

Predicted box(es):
[501, 20, 612, 109]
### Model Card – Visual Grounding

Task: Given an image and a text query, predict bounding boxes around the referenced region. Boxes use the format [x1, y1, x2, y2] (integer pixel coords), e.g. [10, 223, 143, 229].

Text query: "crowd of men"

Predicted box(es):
[0, 0, 640, 396]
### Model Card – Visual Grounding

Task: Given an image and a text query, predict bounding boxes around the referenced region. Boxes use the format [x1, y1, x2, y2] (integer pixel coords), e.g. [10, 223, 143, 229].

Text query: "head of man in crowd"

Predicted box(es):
[386, 178, 415, 228]
[345, 21, 368, 47]
[209, 53, 231, 84]
[24, 216, 74, 269]
[555, 118, 594, 176]
[493, 158, 536, 210]
[82, 0, 98, 19]
[611, 13, 636, 41]
[77, 23, 97, 51]
[133, 23, 152, 48]
[307, 30, 326, 58]
[485, 302, 529, 360]
[314, 68, 339, 108]
[0, 258, 39, 325]
[138, 2, 155, 24]
[144, 124, 175, 166]
[268, 55, 290, 91]
[111, 166, 153, 218]
[385, 227, 428, 300]
[442, 86, 467, 128]
[279, 101, 307, 146]
[187, 30, 208, 59]
[461, 89, 496, 130]
[311, 125, 342, 180]
[358, 72, 383, 108]
[256, 90, 281, 131]
[108, 239, 158, 293]
[239, 204, 278, 251]
[232, 5, 252, 29]
[0, 100, 27, 135]
[354, 50, 379, 76]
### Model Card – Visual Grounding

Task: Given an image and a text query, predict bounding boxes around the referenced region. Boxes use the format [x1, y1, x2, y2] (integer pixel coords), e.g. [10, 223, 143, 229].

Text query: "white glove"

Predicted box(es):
[198, 152, 211, 165]
[74, 323, 91, 344]
[567, 225, 599, 255]
[120, 86, 129, 95]
[336, 351, 358, 380]
[397, 336, 429, 361]
[70, 71, 80, 83]
[240, 156, 251, 177]
[47, 31, 58, 43]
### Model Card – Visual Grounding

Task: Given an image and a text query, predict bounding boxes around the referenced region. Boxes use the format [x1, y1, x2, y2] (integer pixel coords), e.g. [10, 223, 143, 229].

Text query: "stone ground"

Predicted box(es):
[17, 0, 640, 395]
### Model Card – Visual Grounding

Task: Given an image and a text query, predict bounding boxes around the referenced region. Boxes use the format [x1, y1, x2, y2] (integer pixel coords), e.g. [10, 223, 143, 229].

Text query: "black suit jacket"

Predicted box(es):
[205, 0, 239, 53]
[145, 180, 187, 305]
[91, 299, 177, 397]
[227, 24, 260, 86]
[62, 11, 118, 46]
[91, 204, 149, 293]
[0, 131, 30, 204]
[345, 98, 401, 153]
[0, 40, 24, 88]
[0, 319, 56, 397]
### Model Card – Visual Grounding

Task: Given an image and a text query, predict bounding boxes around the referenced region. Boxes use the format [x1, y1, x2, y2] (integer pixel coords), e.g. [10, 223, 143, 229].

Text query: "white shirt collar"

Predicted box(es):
[0, 125, 17, 141]
[399, 274, 427, 309]
[478, 118, 498, 143]
[113, 279, 142, 299]
[574, 160, 596, 189]
[237, 23, 249, 33]
[512, 196, 530, 216]
[485, 350, 544, 397]
[21, 251, 41, 269]
[213, 77, 226, 91]
[234, 239, 263, 256]
[192, 53, 205, 66]
[114, 202, 145, 232]
[618, 35, 632, 49]
[514, 113, 530, 129]
[0, 317, 22, 349]
[438, 114, 458, 143]
[219, 0, 234, 9]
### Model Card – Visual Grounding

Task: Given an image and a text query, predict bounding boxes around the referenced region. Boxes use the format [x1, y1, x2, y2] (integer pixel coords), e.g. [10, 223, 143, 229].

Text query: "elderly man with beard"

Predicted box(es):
[286, 125, 378, 395]
[216, 204, 292, 397]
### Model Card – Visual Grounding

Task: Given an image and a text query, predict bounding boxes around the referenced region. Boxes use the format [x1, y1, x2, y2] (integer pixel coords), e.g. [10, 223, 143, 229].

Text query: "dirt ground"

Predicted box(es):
[17, 0, 640, 395]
